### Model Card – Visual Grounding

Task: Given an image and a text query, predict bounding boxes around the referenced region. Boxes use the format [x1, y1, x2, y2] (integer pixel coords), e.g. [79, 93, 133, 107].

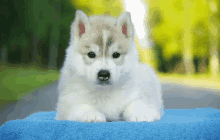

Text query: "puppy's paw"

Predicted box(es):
[81, 110, 106, 123]
[124, 108, 160, 122]
[123, 100, 161, 122]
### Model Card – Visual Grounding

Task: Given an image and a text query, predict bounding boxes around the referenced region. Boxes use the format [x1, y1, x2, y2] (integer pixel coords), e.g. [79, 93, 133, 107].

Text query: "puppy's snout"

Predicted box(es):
[98, 70, 110, 81]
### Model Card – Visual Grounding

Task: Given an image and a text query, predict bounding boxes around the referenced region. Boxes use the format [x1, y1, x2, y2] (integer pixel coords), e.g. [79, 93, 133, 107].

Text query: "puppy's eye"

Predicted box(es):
[87, 52, 96, 58]
[112, 52, 120, 58]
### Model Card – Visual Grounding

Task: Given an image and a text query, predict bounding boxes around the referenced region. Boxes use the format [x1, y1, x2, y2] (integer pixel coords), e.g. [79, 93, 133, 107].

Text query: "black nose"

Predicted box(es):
[98, 70, 110, 81]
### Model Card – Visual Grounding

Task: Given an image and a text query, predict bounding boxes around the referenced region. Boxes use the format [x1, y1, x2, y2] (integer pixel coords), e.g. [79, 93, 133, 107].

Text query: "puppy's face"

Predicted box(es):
[71, 11, 134, 85]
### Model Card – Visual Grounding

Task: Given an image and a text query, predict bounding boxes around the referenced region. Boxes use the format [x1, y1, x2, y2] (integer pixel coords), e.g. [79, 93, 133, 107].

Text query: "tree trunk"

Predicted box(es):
[182, 0, 195, 75]
[48, 2, 61, 70]
[0, 45, 8, 65]
[198, 56, 207, 74]
[32, 34, 40, 66]
[21, 47, 30, 64]
[208, 0, 219, 76]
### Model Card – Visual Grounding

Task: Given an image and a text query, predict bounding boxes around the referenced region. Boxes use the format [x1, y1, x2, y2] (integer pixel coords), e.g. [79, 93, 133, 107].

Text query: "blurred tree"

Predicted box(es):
[57, 0, 76, 69]
[148, 0, 218, 74]
[48, 0, 61, 70]
[0, 0, 17, 64]
[182, 0, 195, 75]
[0, 46, 7, 65]
[13, 0, 30, 64]
[193, 20, 209, 73]
[148, 0, 183, 72]
[0, 0, 76, 68]
[9, 33, 29, 63]
[192, 0, 210, 74]
[208, 0, 220, 76]
[31, 0, 53, 66]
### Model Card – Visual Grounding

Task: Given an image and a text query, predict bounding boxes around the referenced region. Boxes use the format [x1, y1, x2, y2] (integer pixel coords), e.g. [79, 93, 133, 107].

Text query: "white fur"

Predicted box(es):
[56, 11, 163, 122]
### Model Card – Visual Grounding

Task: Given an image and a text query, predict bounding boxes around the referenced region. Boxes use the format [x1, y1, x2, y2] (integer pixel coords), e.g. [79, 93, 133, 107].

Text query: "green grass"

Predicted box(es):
[0, 66, 60, 101]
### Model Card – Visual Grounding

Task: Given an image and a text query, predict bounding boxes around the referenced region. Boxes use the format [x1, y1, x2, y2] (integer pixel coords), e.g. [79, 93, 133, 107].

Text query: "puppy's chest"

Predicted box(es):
[91, 90, 134, 118]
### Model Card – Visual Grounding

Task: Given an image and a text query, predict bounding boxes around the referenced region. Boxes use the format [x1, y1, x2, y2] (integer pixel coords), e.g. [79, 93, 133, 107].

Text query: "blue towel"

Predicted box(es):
[0, 108, 220, 140]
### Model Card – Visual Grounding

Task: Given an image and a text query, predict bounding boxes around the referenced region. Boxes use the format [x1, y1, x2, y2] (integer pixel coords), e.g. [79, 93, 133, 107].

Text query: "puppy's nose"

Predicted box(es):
[98, 70, 110, 81]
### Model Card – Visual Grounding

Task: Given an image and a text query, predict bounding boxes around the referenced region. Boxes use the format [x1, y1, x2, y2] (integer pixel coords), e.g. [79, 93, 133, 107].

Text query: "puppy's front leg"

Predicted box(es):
[57, 104, 106, 123]
[123, 100, 160, 122]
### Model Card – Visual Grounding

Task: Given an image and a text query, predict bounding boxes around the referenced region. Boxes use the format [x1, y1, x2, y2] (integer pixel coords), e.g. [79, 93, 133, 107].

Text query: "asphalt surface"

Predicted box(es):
[0, 81, 220, 126]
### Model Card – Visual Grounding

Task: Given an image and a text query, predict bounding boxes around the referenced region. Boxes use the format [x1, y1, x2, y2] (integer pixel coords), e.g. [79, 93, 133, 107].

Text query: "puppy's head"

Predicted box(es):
[69, 10, 136, 86]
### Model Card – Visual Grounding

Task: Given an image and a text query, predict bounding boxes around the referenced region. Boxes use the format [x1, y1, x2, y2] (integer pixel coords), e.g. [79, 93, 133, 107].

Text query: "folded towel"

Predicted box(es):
[0, 108, 220, 140]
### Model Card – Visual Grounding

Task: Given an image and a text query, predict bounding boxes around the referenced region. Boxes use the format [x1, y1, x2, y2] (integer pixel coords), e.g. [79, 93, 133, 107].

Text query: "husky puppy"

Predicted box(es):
[56, 10, 163, 122]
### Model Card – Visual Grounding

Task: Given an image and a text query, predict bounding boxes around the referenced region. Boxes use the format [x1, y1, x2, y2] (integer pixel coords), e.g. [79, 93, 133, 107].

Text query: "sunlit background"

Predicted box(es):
[0, 0, 219, 114]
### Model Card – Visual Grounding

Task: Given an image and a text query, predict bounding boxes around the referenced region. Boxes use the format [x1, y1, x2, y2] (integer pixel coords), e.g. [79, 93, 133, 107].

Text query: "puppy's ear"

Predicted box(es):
[71, 10, 90, 39]
[116, 12, 134, 38]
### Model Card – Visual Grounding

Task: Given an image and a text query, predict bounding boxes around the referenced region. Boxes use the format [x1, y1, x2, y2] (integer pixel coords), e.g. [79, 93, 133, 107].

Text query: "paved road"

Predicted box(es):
[0, 81, 220, 126]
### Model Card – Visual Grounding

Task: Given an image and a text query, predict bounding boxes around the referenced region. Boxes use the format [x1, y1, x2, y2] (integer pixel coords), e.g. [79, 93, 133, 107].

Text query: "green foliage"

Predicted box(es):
[70, 0, 124, 16]
[149, 0, 220, 72]
[193, 20, 209, 57]
[1, 0, 76, 67]
[10, 33, 29, 49]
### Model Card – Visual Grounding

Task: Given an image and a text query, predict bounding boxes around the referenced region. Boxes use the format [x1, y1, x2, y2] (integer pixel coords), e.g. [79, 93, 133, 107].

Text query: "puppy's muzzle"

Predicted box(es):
[98, 70, 110, 81]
